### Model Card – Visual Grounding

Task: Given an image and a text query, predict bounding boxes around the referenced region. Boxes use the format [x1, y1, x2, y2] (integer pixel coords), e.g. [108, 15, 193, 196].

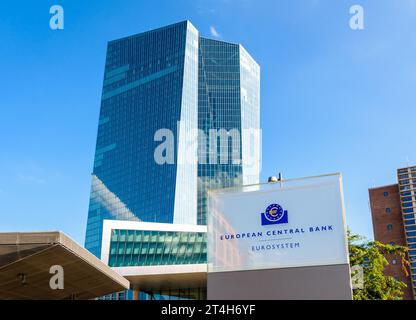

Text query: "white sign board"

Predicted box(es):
[207, 174, 349, 273]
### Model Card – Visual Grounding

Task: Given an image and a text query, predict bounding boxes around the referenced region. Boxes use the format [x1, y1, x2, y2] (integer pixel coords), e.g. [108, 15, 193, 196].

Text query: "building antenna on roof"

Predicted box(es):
[406, 156, 411, 168]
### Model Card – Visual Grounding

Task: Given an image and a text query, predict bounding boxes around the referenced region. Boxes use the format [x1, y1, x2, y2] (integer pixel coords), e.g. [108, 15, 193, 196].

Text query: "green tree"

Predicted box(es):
[348, 230, 410, 300]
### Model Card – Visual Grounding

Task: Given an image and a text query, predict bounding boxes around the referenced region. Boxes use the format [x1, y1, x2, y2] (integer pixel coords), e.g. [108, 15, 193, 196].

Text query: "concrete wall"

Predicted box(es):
[208, 264, 352, 300]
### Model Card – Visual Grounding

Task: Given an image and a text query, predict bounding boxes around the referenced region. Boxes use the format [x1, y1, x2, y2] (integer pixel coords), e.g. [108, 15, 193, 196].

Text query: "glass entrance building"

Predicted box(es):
[84, 21, 260, 299]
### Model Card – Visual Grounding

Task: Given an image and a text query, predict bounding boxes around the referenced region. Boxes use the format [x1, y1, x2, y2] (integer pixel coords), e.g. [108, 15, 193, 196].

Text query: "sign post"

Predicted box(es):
[207, 173, 352, 300]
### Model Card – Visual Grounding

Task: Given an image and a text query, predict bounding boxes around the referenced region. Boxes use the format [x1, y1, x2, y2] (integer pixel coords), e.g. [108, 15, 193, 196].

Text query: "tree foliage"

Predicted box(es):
[348, 230, 410, 300]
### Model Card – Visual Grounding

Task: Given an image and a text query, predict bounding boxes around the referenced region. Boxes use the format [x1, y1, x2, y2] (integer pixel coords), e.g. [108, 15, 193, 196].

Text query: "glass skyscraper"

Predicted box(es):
[85, 21, 199, 257]
[197, 37, 260, 225]
[85, 21, 260, 298]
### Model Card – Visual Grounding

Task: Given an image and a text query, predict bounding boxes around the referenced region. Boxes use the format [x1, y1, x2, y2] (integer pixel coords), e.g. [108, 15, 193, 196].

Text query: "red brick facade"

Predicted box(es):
[369, 184, 413, 300]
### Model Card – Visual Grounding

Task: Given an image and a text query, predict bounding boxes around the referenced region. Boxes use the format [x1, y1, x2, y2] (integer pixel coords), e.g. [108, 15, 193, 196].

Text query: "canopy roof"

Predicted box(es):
[0, 232, 129, 300]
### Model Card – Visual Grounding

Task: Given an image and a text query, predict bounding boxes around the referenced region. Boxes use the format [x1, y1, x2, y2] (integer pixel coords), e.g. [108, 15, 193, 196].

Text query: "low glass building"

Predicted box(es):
[100, 220, 207, 300]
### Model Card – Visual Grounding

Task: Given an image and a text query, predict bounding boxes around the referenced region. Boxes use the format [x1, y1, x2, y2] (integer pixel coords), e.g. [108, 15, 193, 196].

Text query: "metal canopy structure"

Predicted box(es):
[0, 232, 129, 300]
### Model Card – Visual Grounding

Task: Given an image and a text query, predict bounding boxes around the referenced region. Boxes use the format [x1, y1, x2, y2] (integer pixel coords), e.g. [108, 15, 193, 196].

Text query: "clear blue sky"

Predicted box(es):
[1, 0, 416, 245]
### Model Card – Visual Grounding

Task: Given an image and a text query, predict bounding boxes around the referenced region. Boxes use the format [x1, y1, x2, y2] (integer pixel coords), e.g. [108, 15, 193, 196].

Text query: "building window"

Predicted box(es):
[405, 220, 416, 226]
[400, 179, 410, 186]
[387, 224, 393, 231]
[385, 208, 391, 214]
[383, 192, 389, 197]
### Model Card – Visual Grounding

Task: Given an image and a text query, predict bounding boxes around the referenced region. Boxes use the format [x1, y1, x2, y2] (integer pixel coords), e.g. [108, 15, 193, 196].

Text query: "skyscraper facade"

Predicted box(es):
[369, 165, 416, 300]
[397, 166, 416, 299]
[85, 21, 199, 258]
[84, 21, 260, 299]
[197, 38, 260, 225]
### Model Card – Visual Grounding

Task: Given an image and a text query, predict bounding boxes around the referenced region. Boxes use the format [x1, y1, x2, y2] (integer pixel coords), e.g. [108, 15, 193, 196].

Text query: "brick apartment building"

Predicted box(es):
[369, 166, 416, 300]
